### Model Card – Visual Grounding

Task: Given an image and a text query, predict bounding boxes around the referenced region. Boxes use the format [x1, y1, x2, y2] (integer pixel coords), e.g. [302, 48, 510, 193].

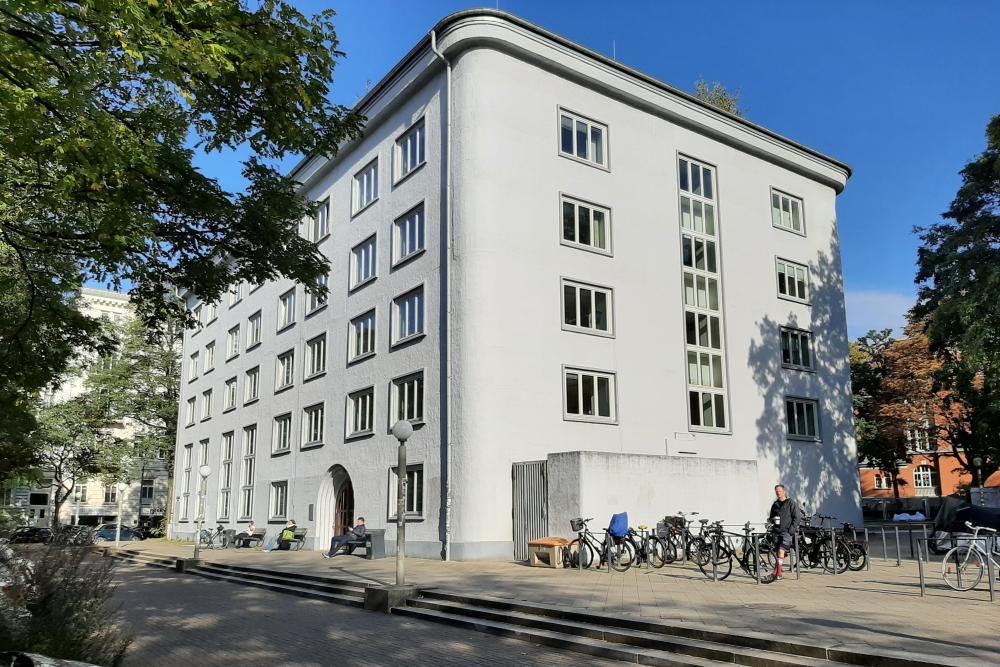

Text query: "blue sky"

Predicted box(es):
[193, 1, 1000, 339]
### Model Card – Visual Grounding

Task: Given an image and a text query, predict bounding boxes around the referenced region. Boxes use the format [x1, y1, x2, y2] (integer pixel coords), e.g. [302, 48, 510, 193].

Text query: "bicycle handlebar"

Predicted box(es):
[965, 521, 998, 534]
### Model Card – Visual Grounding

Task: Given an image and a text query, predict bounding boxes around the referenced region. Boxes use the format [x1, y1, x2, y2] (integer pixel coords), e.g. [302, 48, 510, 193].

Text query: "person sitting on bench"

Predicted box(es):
[234, 521, 256, 548]
[323, 517, 365, 559]
[265, 519, 297, 552]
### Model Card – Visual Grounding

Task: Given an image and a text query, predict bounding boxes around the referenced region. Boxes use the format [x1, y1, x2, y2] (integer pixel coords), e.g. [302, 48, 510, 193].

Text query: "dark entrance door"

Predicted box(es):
[335, 477, 355, 537]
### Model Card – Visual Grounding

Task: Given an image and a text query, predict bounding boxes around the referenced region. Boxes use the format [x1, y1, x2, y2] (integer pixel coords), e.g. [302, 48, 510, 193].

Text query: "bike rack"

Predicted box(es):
[916, 534, 997, 602]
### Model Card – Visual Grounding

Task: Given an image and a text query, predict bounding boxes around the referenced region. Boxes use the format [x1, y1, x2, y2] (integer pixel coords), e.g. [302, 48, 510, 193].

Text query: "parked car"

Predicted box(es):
[8, 527, 52, 544]
[91, 524, 142, 543]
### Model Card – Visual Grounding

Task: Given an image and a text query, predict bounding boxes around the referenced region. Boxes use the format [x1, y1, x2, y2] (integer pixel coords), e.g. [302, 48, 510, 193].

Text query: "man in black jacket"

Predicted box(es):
[768, 484, 801, 580]
[323, 517, 366, 558]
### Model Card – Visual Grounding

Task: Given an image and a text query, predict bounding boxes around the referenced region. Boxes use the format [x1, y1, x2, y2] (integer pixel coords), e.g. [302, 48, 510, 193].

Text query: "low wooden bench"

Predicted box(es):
[527, 537, 571, 568]
[290, 528, 308, 551]
[344, 528, 386, 560]
[239, 528, 266, 548]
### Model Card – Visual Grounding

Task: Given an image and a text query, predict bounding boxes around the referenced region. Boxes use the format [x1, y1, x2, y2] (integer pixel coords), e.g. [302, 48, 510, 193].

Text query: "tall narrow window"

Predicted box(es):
[353, 159, 378, 213]
[278, 288, 296, 329]
[679, 156, 728, 430]
[307, 274, 328, 313]
[244, 366, 260, 403]
[350, 310, 377, 361]
[224, 377, 238, 410]
[312, 198, 330, 241]
[392, 372, 424, 423]
[393, 204, 425, 265]
[392, 287, 424, 345]
[561, 279, 613, 336]
[350, 235, 377, 289]
[270, 481, 288, 519]
[771, 190, 805, 235]
[204, 342, 215, 372]
[201, 389, 212, 420]
[563, 367, 616, 422]
[302, 403, 325, 447]
[306, 334, 326, 378]
[395, 119, 425, 181]
[561, 195, 611, 254]
[559, 109, 607, 167]
[780, 327, 814, 371]
[239, 425, 257, 519]
[348, 387, 375, 437]
[227, 325, 240, 359]
[272, 413, 292, 453]
[219, 432, 233, 519]
[389, 465, 424, 518]
[228, 282, 243, 307]
[182, 443, 193, 519]
[785, 398, 820, 440]
[188, 352, 199, 381]
[247, 311, 262, 349]
[276, 350, 295, 390]
[776, 259, 810, 302]
[185, 397, 196, 426]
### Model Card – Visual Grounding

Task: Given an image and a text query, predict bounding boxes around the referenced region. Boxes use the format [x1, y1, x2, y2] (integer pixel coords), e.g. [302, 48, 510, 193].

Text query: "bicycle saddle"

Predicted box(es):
[638, 524, 648, 530]
[699, 519, 710, 524]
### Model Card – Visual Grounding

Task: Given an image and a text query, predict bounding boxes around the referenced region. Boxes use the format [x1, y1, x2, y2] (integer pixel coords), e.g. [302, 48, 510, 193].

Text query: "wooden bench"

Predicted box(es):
[527, 537, 571, 568]
[290, 528, 308, 551]
[344, 528, 385, 560]
[239, 528, 266, 548]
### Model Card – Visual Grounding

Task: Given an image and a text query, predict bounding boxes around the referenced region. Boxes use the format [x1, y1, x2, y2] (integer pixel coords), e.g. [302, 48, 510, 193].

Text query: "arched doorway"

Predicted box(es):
[315, 465, 353, 552]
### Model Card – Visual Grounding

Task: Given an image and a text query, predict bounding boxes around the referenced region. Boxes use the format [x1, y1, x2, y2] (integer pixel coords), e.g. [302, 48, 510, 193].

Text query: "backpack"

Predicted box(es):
[608, 512, 629, 539]
[281, 528, 295, 541]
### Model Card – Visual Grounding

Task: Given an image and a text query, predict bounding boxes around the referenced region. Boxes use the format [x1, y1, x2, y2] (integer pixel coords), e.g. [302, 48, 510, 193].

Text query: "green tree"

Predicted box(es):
[693, 78, 744, 117]
[913, 114, 1000, 484]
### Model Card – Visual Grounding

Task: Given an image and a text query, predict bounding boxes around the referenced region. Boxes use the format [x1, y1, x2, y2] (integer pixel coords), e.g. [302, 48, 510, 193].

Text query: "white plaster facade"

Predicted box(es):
[170, 10, 861, 560]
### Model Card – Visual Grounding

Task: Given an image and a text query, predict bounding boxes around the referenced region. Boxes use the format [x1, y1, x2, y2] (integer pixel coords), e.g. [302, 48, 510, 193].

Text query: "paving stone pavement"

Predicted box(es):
[113, 562, 626, 666]
[122, 540, 1000, 664]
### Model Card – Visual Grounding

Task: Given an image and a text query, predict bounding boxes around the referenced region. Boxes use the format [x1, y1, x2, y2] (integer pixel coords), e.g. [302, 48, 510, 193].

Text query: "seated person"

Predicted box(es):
[323, 517, 366, 559]
[264, 520, 297, 552]
[234, 521, 257, 548]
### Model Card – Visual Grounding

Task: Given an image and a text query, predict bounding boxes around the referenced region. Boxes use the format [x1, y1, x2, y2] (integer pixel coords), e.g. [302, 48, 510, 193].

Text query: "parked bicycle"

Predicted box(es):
[626, 525, 667, 569]
[942, 521, 1000, 591]
[797, 515, 851, 574]
[660, 512, 710, 565]
[837, 520, 868, 571]
[565, 517, 636, 572]
[198, 524, 229, 550]
[696, 521, 775, 583]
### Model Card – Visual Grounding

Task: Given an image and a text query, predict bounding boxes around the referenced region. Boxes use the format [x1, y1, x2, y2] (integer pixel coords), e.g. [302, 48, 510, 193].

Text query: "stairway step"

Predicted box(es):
[394, 605, 724, 666]
[111, 552, 175, 570]
[190, 568, 364, 607]
[407, 597, 849, 667]
[196, 563, 365, 598]
[197, 561, 368, 590]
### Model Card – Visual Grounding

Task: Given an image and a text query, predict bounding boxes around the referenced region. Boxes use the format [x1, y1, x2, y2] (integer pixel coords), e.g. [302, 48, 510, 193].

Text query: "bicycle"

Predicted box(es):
[797, 515, 850, 574]
[626, 525, 667, 569]
[565, 517, 636, 572]
[696, 521, 775, 583]
[661, 512, 710, 565]
[838, 520, 868, 571]
[198, 524, 229, 550]
[941, 521, 1000, 592]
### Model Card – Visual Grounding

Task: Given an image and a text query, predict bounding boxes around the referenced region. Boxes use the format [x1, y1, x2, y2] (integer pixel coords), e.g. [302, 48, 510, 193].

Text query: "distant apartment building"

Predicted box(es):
[170, 10, 861, 560]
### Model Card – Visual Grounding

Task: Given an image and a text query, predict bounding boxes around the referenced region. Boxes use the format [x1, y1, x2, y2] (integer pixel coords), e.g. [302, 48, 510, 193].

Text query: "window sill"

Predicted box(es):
[391, 248, 426, 271]
[314, 232, 331, 244]
[351, 198, 379, 219]
[226, 354, 239, 362]
[277, 322, 296, 334]
[204, 367, 214, 375]
[305, 303, 328, 318]
[267, 519, 288, 524]
[560, 239, 613, 257]
[244, 398, 260, 406]
[229, 299, 242, 308]
[387, 514, 424, 523]
[392, 160, 426, 188]
[561, 325, 615, 339]
[788, 435, 821, 444]
[563, 415, 619, 426]
[303, 371, 326, 383]
[349, 276, 377, 293]
[188, 377, 198, 384]
[777, 294, 811, 307]
[781, 364, 816, 373]
[300, 442, 324, 451]
[223, 406, 237, 414]
[772, 223, 807, 237]
[345, 430, 374, 442]
[390, 332, 426, 349]
[185, 422, 196, 428]
[348, 351, 376, 366]
[246, 341, 261, 352]
[274, 384, 294, 395]
[388, 419, 424, 433]
[200, 417, 212, 423]
[271, 449, 291, 458]
[559, 151, 610, 173]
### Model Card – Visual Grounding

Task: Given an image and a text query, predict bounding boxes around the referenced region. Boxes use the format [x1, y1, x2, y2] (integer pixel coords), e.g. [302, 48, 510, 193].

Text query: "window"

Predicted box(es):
[907, 423, 933, 452]
[679, 156, 728, 431]
[276, 350, 295, 390]
[561, 195, 611, 254]
[103, 485, 117, 504]
[785, 398, 820, 440]
[76, 485, 88, 503]
[559, 109, 607, 167]
[393, 204, 425, 265]
[392, 372, 424, 423]
[205, 302, 218, 324]
[201, 389, 212, 420]
[244, 366, 260, 403]
[347, 387, 375, 437]
[562, 279, 613, 335]
[350, 235, 377, 289]
[564, 367, 616, 422]
[913, 465, 938, 490]
[392, 287, 424, 344]
[353, 159, 378, 213]
[303, 403, 325, 447]
[228, 282, 243, 307]
[188, 352, 199, 381]
[224, 377, 238, 411]
[771, 190, 805, 235]
[395, 119, 425, 181]
[306, 334, 326, 378]
[270, 481, 288, 519]
[350, 310, 377, 361]
[140, 480, 154, 501]
[204, 342, 215, 372]
[199, 438, 209, 466]
[776, 259, 810, 302]
[219, 431, 233, 519]
[780, 328, 814, 371]
[239, 425, 256, 519]
[874, 474, 889, 490]
[185, 397, 196, 426]
[272, 413, 292, 453]
[388, 465, 424, 518]
[307, 274, 328, 313]
[192, 305, 202, 331]
[278, 288, 296, 329]
[227, 325, 240, 359]
[247, 311, 262, 349]
[311, 198, 330, 241]
[182, 443, 193, 519]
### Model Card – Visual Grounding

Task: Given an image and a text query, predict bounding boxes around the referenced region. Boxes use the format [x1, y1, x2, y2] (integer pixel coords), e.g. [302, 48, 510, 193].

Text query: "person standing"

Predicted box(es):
[768, 484, 801, 580]
[323, 517, 366, 558]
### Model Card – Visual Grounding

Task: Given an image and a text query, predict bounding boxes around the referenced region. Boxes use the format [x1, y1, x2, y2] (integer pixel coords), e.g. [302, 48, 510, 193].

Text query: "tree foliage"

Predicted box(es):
[693, 78, 744, 117]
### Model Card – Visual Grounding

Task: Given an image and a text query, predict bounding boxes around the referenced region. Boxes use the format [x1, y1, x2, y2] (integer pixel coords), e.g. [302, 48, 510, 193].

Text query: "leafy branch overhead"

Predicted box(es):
[693, 78, 744, 117]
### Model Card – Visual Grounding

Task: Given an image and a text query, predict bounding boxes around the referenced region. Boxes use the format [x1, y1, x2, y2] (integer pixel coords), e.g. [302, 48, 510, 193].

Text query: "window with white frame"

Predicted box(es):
[227, 325, 240, 359]
[303, 403, 324, 447]
[347, 387, 375, 436]
[562, 279, 613, 335]
[185, 397, 196, 426]
[276, 350, 294, 390]
[392, 372, 424, 423]
[201, 389, 212, 420]
[913, 465, 938, 490]
[306, 334, 326, 378]
[780, 327, 814, 370]
[349, 310, 376, 361]
[272, 413, 292, 453]
[228, 282, 243, 307]
[679, 156, 728, 431]
[247, 311, 262, 349]
[140, 480, 153, 501]
[776, 259, 810, 302]
[270, 480, 288, 519]
[785, 398, 819, 440]
[564, 367, 616, 422]
[353, 159, 378, 213]
[393, 204, 425, 265]
[104, 485, 117, 504]
[907, 422, 933, 452]
[395, 119, 425, 181]
[205, 302, 218, 323]
[239, 425, 256, 519]
[197, 439, 209, 517]
[192, 305, 202, 331]
[181, 443, 192, 519]
[278, 288, 296, 329]
[218, 431, 233, 519]
[311, 198, 330, 241]
[350, 235, 377, 289]
[392, 287, 424, 344]
[224, 377, 238, 410]
[561, 195, 611, 254]
[874, 474, 889, 490]
[771, 189, 805, 235]
[204, 342, 215, 372]
[244, 366, 260, 403]
[188, 352, 199, 381]
[307, 274, 328, 313]
[559, 109, 607, 167]
[388, 464, 424, 518]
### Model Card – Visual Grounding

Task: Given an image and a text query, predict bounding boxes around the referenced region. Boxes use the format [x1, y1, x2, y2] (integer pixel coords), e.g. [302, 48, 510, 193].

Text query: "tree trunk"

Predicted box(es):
[892, 472, 901, 499]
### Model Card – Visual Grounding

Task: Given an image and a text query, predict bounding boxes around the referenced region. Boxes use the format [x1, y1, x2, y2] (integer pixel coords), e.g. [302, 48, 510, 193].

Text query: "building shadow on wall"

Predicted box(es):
[747, 227, 861, 519]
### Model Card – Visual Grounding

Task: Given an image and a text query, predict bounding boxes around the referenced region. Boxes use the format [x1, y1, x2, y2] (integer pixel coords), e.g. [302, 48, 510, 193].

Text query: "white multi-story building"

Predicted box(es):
[170, 10, 861, 560]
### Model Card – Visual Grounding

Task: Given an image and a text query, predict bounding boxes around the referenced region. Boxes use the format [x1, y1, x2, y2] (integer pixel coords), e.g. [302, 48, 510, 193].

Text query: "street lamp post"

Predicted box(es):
[391, 420, 413, 587]
[973, 456, 984, 489]
[192, 464, 211, 560]
[114, 482, 127, 548]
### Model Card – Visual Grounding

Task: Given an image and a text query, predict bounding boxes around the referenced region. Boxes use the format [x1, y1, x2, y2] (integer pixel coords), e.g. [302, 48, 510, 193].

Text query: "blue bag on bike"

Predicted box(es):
[608, 512, 629, 539]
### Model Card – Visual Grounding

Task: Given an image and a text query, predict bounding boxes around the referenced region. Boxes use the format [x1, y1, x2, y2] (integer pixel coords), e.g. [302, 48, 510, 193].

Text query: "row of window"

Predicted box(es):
[872, 466, 938, 490]
[67, 481, 155, 505]
[351, 119, 425, 216]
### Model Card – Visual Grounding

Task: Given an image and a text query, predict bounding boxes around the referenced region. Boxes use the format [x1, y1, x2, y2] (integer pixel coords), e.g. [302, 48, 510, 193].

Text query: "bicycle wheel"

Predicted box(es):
[566, 539, 594, 569]
[697, 542, 734, 580]
[608, 539, 636, 572]
[743, 546, 775, 584]
[819, 540, 849, 574]
[942, 546, 985, 591]
[647, 536, 667, 569]
[660, 534, 678, 564]
[847, 541, 867, 571]
[689, 537, 710, 566]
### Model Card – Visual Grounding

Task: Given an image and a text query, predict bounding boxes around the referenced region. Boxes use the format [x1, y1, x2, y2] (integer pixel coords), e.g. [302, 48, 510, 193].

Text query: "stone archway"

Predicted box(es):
[315, 465, 353, 552]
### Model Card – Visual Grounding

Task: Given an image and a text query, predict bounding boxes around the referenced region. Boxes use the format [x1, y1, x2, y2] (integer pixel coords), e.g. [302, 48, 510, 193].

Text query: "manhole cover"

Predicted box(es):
[743, 603, 795, 610]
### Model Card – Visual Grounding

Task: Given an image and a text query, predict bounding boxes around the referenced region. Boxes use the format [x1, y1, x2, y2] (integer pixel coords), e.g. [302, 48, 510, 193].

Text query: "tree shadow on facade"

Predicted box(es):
[747, 228, 861, 519]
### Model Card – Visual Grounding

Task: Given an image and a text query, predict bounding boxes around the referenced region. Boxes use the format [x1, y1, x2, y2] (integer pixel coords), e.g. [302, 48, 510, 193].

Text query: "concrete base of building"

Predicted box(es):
[364, 584, 421, 613]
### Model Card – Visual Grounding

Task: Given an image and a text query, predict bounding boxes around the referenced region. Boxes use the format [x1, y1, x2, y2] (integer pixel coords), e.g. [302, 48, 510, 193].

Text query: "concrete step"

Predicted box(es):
[195, 562, 366, 599]
[190, 567, 364, 607]
[195, 561, 369, 591]
[404, 597, 850, 667]
[110, 550, 176, 570]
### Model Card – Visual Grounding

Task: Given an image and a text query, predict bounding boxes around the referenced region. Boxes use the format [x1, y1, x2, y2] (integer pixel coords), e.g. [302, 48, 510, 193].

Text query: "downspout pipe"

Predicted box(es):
[429, 30, 453, 561]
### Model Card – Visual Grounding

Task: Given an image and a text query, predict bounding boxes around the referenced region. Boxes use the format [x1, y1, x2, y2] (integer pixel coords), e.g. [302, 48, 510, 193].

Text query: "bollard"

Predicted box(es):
[921, 524, 929, 556]
[831, 527, 838, 575]
[881, 526, 887, 561]
[681, 530, 688, 565]
[794, 533, 801, 580]
[917, 541, 925, 597]
[864, 527, 871, 572]
[908, 524, 915, 560]
[578, 530, 584, 573]
[894, 526, 901, 567]
[712, 534, 718, 582]
[606, 532, 612, 574]
[987, 535, 996, 604]
[753, 533, 762, 585]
